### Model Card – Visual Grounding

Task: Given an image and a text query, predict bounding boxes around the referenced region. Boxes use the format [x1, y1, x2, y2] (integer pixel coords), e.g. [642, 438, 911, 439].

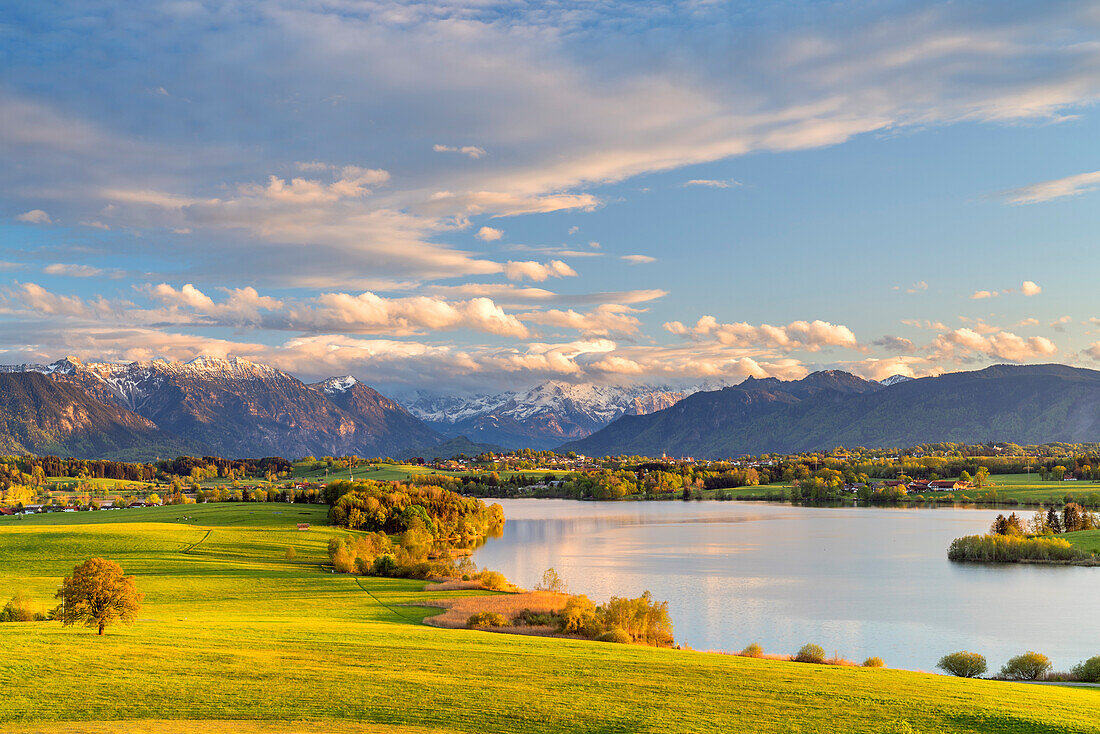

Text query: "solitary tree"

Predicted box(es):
[55, 558, 143, 635]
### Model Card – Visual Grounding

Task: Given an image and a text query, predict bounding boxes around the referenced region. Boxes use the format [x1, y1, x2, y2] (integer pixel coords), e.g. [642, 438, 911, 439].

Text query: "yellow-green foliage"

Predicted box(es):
[948, 534, 1095, 563]
[466, 611, 508, 628]
[3, 505, 1100, 733]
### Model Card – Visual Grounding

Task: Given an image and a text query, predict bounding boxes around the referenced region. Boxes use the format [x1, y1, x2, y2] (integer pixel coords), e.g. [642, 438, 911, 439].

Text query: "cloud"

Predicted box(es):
[1000, 170, 1100, 205]
[872, 336, 917, 353]
[621, 254, 656, 264]
[1049, 315, 1072, 332]
[665, 316, 859, 352]
[1017, 318, 1039, 326]
[16, 209, 52, 224]
[502, 260, 578, 282]
[971, 280, 1041, 299]
[1085, 343, 1100, 361]
[475, 226, 503, 241]
[434, 144, 487, 159]
[43, 263, 109, 278]
[519, 304, 643, 337]
[682, 179, 740, 188]
[1020, 280, 1042, 296]
[906, 281, 928, 294]
[845, 356, 942, 381]
[932, 328, 1057, 362]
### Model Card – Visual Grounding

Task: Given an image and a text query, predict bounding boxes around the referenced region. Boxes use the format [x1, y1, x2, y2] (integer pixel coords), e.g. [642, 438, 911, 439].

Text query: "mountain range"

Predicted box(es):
[0, 357, 442, 460]
[562, 364, 1100, 458]
[2, 357, 1099, 461]
[402, 380, 691, 449]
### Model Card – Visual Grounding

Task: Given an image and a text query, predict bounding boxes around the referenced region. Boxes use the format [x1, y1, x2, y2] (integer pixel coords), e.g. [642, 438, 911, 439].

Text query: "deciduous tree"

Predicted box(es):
[55, 558, 143, 635]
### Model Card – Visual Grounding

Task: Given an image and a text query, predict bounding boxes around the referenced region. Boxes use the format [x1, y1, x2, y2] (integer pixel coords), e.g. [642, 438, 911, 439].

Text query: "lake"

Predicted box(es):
[471, 499, 1099, 672]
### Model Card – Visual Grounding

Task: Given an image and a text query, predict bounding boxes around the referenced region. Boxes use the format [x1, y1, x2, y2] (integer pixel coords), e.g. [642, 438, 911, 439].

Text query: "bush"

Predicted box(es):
[477, 570, 508, 590]
[514, 609, 557, 627]
[740, 643, 763, 658]
[1001, 651, 1052, 681]
[947, 534, 1093, 563]
[0, 593, 45, 623]
[595, 627, 632, 644]
[1071, 656, 1100, 683]
[937, 651, 987, 678]
[284, 546, 296, 561]
[794, 644, 826, 664]
[558, 594, 599, 637]
[862, 657, 885, 668]
[371, 554, 398, 577]
[466, 611, 508, 628]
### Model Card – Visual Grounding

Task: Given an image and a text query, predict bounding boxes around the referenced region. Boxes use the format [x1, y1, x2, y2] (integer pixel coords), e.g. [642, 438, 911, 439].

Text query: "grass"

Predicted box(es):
[1065, 529, 1100, 554]
[2, 504, 1100, 733]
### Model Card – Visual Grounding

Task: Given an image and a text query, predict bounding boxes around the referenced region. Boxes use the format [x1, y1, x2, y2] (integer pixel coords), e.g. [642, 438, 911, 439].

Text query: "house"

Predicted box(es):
[928, 480, 971, 491]
[297, 523, 310, 531]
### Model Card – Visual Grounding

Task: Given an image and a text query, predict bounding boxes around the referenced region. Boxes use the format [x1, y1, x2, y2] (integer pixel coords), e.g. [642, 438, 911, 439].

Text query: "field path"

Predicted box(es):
[181, 529, 212, 554]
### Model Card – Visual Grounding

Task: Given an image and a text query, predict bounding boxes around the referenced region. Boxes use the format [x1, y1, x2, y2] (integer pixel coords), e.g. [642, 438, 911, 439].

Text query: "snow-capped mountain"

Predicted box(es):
[404, 380, 690, 449]
[880, 374, 914, 387]
[0, 357, 440, 458]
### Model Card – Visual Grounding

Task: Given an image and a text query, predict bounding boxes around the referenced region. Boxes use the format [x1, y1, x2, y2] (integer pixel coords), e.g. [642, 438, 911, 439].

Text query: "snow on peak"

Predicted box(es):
[317, 375, 358, 394]
[880, 374, 914, 386]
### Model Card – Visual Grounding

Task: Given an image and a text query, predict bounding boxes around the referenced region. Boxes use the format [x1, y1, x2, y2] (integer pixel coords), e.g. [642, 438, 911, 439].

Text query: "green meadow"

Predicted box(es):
[1, 504, 1099, 733]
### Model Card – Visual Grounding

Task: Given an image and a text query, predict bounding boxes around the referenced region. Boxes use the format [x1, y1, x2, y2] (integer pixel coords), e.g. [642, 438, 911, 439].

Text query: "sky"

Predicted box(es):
[2, 0, 1100, 395]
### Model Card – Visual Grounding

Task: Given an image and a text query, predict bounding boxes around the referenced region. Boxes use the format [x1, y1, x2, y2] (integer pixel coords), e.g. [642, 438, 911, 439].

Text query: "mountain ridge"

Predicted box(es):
[561, 364, 1100, 458]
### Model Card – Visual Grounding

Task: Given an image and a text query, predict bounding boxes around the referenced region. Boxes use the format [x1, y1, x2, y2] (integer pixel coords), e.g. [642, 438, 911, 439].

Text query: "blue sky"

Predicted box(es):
[2, 0, 1099, 392]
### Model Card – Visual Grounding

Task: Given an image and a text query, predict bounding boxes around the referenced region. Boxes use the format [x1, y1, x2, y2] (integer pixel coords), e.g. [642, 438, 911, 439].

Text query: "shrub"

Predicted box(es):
[466, 611, 508, 628]
[947, 533, 1094, 563]
[477, 570, 508, 590]
[558, 594, 599, 637]
[595, 591, 674, 647]
[514, 609, 558, 627]
[595, 627, 631, 644]
[794, 644, 826, 664]
[284, 546, 296, 561]
[1071, 656, 1100, 683]
[862, 657, 885, 668]
[0, 593, 46, 623]
[937, 651, 987, 678]
[371, 554, 398, 577]
[740, 643, 763, 658]
[535, 567, 566, 593]
[1001, 652, 1052, 681]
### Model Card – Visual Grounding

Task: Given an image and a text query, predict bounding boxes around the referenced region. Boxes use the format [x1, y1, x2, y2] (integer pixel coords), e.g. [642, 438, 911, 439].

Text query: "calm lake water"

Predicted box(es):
[472, 499, 1100, 672]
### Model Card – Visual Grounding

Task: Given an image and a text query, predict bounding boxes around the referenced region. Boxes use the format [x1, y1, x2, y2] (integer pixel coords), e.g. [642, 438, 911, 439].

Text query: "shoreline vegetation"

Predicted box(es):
[947, 507, 1100, 565]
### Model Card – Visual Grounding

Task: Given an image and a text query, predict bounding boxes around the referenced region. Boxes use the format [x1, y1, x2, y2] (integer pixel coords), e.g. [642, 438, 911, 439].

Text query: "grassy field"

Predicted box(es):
[1065, 529, 1100, 554]
[1, 504, 1100, 733]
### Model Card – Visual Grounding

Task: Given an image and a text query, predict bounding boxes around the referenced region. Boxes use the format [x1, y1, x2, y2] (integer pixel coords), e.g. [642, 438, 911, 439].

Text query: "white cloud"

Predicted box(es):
[906, 281, 928, 294]
[433, 144, 487, 159]
[971, 280, 1041, 299]
[1000, 170, 1100, 205]
[502, 260, 578, 282]
[682, 179, 740, 188]
[519, 304, 643, 337]
[1020, 280, 1042, 296]
[16, 209, 52, 224]
[476, 226, 503, 241]
[932, 328, 1057, 362]
[666, 316, 859, 352]
[621, 254, 656, 264]
[43, 263, 106, 278]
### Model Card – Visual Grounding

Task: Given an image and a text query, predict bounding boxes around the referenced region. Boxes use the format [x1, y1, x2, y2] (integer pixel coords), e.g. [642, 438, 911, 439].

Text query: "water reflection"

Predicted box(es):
[472, 499, 1099, 672]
